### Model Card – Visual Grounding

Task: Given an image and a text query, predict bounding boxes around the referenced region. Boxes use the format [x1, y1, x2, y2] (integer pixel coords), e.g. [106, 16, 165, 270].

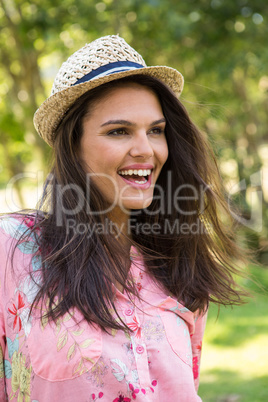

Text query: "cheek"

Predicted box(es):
[79, 142, 114, 173]
[159, 140, 169, 166]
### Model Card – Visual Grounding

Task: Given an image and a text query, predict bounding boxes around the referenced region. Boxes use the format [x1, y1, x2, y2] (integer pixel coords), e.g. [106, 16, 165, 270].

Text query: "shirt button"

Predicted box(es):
[136, 345, 144, 354]
[124, 308, 134, 316]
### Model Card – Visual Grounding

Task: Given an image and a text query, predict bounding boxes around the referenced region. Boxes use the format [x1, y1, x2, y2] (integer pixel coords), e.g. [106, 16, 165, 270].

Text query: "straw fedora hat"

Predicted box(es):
[34, 35, 184, 147]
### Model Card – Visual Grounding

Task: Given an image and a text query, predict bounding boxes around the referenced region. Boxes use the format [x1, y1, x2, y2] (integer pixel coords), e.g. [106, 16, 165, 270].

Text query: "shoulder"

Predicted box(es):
[0, 213, 41, 276]
[0, 213, 41, 242]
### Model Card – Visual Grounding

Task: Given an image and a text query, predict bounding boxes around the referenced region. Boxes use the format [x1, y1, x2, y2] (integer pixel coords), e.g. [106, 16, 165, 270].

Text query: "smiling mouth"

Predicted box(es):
[118, 168, 152, 184]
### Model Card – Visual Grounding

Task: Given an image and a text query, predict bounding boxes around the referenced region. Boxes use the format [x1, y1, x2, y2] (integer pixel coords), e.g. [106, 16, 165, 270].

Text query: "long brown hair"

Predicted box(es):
[17, 75, 248, 331]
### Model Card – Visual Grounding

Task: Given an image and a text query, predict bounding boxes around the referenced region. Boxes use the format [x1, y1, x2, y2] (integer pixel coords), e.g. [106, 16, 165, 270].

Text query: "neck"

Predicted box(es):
[108, 206, 132, 250]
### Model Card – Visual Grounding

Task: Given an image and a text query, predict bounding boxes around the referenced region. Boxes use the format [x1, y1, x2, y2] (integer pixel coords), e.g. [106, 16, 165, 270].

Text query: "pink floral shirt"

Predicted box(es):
[0, 216, 207, 401]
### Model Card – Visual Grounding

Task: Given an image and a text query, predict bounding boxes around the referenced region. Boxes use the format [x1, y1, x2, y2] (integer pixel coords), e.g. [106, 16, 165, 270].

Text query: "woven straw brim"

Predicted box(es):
[34, 65, 184, 147]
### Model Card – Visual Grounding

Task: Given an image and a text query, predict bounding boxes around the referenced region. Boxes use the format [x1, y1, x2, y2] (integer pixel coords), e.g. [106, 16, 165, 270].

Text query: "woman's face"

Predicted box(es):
[79, 83, 168, 215]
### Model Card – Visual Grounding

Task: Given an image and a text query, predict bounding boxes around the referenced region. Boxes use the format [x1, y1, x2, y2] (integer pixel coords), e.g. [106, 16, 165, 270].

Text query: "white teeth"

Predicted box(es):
[134, 180, 146, 184]
[118, 169, 152, 176]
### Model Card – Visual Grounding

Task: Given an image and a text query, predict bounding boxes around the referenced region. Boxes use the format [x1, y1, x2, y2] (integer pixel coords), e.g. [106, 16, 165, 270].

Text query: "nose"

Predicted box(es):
[129, 132, 154, 159]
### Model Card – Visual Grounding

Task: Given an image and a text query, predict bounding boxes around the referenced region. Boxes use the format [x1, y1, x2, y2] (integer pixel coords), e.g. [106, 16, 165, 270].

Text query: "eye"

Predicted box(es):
[148, 127, 165, 135]
[107, 128, 128, 136]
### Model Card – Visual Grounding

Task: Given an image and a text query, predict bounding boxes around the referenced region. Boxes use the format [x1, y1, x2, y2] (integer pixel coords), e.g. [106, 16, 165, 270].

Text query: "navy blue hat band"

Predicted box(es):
[73, 60, 144, 86]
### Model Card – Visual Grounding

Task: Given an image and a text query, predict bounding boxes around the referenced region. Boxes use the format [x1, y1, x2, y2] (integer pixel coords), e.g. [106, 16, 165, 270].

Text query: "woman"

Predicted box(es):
[0, 35, 246, 401]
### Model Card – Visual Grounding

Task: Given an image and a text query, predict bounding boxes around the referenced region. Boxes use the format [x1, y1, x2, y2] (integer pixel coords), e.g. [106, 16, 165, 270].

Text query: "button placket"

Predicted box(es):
[129, 310, 151, 389]
[130, 336, 151, 389]
[122, 300, 151, 389]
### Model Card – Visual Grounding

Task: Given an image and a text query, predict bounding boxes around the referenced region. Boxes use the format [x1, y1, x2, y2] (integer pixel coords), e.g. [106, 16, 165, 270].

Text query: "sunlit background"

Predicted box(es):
[0, 0, 267, 400]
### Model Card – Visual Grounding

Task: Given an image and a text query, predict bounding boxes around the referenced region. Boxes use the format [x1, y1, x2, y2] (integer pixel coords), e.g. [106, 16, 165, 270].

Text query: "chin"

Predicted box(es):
[125, 198, 153, 211]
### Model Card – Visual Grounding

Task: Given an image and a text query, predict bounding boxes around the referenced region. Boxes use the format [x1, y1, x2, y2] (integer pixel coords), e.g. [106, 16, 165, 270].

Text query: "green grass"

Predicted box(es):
[198, 265, 268, 402]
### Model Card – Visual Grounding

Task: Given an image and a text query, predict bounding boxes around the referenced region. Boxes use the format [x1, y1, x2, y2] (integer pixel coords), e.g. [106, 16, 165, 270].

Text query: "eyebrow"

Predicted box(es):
[101, 118, 166, 127]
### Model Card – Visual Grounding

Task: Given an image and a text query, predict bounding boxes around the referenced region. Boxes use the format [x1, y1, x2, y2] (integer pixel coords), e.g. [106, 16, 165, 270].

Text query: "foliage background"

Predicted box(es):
[0, 0, 267, 400]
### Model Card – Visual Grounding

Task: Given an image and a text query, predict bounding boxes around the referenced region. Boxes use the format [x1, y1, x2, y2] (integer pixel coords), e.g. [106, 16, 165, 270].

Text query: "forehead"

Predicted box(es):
[85, 83, 163, 122]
